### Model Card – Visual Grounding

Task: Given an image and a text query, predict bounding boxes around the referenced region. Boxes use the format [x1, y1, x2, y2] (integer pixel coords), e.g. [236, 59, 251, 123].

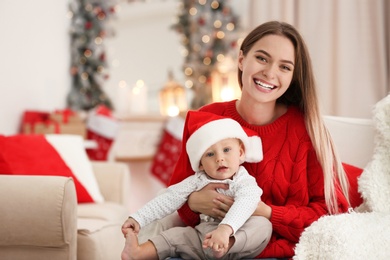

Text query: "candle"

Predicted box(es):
[116, 80, 131, 117]
[129, 80, 148, 115]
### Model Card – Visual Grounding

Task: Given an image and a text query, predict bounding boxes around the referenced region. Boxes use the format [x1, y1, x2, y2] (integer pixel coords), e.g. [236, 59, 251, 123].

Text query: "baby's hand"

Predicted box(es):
[202, 224, 232, 254]
[121, 217, 140, 237]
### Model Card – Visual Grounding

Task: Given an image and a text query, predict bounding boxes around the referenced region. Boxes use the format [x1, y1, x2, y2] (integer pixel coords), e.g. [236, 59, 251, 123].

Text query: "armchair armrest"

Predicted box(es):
[91, 161, 130, 207]
[0, 175, 77, 259]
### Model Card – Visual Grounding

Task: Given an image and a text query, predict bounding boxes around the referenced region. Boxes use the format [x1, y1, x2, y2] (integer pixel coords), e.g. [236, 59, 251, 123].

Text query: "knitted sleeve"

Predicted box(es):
[259, 143, 329, 257]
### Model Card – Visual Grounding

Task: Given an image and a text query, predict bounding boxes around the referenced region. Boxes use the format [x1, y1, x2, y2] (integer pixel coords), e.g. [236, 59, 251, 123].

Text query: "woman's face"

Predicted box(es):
[238, 34, 295, 104]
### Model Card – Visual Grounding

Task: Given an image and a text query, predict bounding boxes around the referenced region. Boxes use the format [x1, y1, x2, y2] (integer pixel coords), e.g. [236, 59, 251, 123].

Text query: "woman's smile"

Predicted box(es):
[254, 78, 277, 92]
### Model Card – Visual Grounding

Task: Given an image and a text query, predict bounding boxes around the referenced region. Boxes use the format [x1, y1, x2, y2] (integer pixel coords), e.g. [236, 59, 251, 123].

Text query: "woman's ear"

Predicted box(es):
[238, 50, 244, 71]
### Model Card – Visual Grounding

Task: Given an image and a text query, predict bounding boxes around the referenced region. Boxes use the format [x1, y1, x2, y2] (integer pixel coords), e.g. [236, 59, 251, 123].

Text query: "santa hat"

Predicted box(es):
[185, 111, 263, 172]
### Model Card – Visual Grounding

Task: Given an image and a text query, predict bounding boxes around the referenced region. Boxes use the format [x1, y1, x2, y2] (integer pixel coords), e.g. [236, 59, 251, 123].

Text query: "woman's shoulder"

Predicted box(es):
[284, 106, 311, 140]
[285, 106, 305, 125]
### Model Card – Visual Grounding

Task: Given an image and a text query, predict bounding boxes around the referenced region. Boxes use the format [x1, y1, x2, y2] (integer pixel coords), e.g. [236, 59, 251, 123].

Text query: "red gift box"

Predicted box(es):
[21, 110, 50, 133]
[21, 110, 86, 138]
[50, 109, 82, 124]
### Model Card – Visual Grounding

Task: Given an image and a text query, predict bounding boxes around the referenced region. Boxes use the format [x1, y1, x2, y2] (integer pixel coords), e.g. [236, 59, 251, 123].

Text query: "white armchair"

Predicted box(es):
[0, 135, 131, 260]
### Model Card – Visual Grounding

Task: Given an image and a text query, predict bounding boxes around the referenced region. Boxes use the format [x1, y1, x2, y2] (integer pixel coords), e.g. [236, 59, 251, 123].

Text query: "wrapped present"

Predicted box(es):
[50, 109, 83, 124]
[21, 110, 86, 138]
[21, 110, 50, 134]
[151, 116, 185, 186]
[51, 122, 86, 138]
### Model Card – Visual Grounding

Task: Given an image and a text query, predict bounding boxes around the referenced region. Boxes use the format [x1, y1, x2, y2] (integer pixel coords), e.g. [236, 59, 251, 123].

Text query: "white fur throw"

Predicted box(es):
[293, 212, 390, 259]
[357, 93, 390, 213]
[294, 93, 390, 259]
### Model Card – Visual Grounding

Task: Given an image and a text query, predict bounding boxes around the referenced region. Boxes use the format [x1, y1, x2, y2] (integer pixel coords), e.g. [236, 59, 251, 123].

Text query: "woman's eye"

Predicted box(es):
[256, 56, 267, 62]
[281, 65, 292, 71]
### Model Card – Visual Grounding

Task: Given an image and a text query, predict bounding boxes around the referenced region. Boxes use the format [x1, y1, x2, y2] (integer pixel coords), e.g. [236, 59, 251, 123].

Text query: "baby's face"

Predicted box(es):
[199, 138, 245, 180]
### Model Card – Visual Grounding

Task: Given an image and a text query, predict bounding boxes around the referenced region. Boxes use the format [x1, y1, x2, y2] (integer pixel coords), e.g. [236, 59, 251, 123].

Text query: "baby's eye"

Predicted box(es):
[205, 152, 214, 157]
[223, 147, 231, 153]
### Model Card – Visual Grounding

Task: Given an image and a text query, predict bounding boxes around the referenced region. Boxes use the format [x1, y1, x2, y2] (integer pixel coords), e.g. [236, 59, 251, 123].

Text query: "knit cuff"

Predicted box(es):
[178, 202, 200, 227]
[269, 205, 285, 229]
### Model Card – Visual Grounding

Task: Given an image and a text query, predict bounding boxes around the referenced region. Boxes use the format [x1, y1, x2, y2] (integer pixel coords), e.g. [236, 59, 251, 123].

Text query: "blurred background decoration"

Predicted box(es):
[211, 56, 241, 102]
[171, 0, 241, 109]
[67, 0, 118, 111]
[159, 70, 187, 117]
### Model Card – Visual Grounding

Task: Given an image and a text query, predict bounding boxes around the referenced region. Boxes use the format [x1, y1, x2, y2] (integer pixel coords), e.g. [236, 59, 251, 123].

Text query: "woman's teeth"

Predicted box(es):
[255, 79, 275, 90]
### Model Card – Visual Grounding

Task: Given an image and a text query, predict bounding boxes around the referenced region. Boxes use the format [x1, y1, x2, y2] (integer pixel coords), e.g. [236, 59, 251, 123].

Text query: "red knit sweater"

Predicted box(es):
[169, 100, 350, 258]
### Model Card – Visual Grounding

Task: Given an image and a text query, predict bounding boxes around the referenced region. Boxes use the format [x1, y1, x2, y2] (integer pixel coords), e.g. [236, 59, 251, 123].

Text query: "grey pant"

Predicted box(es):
[141, 212, 272, 260]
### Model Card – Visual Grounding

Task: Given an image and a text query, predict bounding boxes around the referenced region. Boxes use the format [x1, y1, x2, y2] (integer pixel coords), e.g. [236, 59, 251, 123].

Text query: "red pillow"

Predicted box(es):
[343, 162, 364, 208]
[0, 134, 101, 203]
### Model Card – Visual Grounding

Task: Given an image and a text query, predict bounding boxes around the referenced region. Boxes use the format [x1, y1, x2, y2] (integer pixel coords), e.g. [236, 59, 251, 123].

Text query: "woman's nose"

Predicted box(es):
[263, 64, 276, 79]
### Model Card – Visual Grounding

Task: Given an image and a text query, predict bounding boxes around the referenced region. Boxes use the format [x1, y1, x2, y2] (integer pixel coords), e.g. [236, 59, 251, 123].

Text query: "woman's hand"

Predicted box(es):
[188, 183, 232, 218]
[212, 193, 235, 220]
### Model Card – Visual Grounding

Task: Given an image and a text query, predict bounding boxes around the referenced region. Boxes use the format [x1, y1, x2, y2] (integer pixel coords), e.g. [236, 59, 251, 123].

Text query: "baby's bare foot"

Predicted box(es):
[121, 229, 140, 260]
[208, 236, 235, 259]
[212, 246, 229, 259]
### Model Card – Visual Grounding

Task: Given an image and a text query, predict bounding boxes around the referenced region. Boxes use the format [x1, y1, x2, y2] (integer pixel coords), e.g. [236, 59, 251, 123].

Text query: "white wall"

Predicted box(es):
[0, 0, 70, 135]
[104, 0, 184, 116]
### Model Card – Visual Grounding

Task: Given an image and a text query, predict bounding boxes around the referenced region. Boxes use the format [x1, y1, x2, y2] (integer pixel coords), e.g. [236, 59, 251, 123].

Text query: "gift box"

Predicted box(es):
[21, 110, 50, 134]
[49, 109, 83, 124]
[21, 110, 86, 138]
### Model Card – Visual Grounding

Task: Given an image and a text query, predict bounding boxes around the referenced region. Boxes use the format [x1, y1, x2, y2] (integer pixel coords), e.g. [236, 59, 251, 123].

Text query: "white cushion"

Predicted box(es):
[46, 134, 104, 203]
[323, 115, 375, 168]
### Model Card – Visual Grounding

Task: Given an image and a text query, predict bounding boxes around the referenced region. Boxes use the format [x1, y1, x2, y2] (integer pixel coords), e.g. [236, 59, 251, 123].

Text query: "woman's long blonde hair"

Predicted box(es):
[238, 21, 350, 214]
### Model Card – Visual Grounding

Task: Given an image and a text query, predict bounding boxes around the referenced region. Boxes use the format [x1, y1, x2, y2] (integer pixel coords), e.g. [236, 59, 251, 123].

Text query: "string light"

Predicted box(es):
[171, 0, 240, 109]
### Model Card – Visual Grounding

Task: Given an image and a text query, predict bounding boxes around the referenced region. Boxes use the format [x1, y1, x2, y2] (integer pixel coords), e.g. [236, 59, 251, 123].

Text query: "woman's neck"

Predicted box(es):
[236, 99, 287, 126]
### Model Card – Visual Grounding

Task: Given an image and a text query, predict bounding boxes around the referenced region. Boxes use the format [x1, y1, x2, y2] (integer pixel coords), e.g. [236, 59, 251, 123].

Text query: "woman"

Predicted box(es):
[169, 21, 351, 258]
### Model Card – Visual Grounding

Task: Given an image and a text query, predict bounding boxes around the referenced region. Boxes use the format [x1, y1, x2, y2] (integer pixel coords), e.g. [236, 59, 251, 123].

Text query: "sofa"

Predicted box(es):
[0, 135, 131, 260]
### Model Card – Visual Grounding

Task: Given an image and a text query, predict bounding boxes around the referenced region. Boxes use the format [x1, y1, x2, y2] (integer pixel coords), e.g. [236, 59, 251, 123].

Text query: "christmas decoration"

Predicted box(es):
[86, 105, 119, 161]
[172, 0, 240, 109]
[68, 0, 118, 111]
[151, 116, 185, 186]
[159, 70, 187, 117]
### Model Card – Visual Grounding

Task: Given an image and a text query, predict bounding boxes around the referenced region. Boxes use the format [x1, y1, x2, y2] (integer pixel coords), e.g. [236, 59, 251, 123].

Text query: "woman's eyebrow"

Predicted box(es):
[255, 49, 295, 66]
